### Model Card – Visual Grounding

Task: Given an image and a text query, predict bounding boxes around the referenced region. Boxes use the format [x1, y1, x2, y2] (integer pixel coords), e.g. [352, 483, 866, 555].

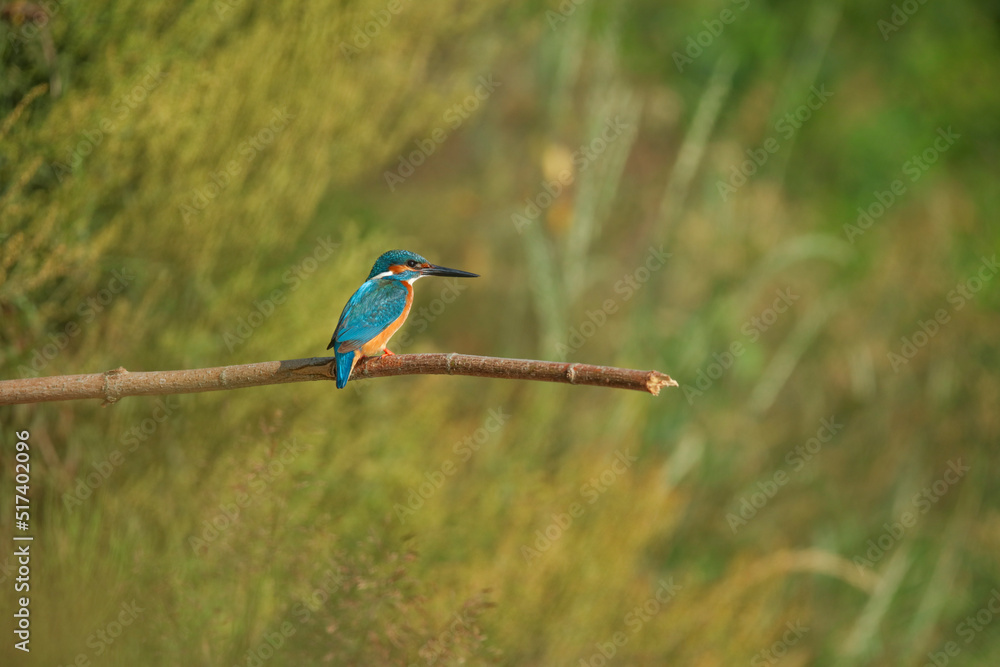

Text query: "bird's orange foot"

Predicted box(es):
[383, 348, 395, 356]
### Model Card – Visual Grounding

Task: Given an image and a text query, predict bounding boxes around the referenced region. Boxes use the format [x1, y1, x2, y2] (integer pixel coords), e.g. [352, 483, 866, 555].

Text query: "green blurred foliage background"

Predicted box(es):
[2, 0, 999, 664]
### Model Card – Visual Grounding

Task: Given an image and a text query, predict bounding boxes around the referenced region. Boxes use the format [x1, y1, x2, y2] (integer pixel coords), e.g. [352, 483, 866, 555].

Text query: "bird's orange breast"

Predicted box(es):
[360, 281, 413, 356]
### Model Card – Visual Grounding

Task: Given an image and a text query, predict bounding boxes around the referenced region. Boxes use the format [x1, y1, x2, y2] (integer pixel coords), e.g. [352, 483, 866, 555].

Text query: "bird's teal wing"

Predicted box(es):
[330, 279, 409, 353]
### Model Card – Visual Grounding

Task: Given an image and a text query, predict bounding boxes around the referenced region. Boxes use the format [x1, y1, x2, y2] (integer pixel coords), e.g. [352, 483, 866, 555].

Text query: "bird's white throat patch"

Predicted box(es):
[370, 271, 424, 284]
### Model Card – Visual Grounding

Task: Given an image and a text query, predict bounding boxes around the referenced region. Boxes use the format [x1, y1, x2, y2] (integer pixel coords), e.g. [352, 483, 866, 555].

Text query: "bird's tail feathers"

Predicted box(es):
[335, 350, 356, 389]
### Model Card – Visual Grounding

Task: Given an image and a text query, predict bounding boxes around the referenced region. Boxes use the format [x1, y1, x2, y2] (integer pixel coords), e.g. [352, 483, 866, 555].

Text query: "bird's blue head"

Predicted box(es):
[366, 249, 479, 282]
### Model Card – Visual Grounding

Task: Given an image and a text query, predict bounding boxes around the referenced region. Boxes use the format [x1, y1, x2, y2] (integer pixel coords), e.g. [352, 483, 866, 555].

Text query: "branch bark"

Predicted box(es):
[0, 353, 678, 406]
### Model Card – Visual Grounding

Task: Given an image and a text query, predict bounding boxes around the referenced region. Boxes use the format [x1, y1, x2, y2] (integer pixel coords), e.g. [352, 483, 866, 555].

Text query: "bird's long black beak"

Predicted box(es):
[420, 264, 479, 278]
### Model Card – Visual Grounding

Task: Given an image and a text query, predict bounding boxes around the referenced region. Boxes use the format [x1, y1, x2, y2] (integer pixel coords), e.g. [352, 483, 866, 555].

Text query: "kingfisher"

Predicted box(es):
[327, 249, 479, 388]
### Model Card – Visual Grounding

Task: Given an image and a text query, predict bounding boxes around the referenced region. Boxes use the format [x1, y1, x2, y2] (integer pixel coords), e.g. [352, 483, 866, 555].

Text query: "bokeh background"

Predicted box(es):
[2, 0, 999, 665]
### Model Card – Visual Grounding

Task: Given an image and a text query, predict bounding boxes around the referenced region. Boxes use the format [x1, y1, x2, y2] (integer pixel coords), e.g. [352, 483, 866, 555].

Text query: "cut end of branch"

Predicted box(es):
[645, 371, 679, 396]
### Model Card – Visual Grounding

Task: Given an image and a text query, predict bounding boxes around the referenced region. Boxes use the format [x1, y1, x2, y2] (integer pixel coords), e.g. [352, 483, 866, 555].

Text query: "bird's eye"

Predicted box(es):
[406, 260, 418, 268]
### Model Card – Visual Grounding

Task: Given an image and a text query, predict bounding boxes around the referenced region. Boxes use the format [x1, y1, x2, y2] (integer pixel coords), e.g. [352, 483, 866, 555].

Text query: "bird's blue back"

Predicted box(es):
[331, 278, 409, 388]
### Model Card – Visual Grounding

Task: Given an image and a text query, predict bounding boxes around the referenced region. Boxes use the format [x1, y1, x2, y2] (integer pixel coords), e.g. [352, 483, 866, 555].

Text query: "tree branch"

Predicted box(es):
[0, 353, 678, 406]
